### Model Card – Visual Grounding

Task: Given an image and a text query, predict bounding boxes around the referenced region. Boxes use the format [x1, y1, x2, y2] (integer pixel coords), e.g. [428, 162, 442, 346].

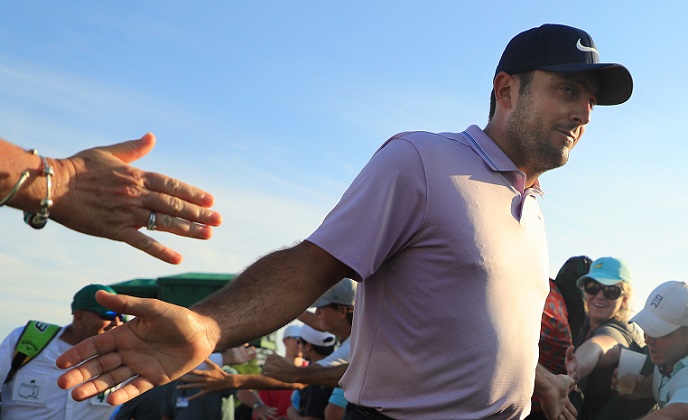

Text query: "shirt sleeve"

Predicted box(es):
[307, 136, 428, 280]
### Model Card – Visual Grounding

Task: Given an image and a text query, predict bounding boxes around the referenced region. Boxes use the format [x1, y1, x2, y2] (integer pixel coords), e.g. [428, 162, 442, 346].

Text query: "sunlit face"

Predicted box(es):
[282, 336, 302, 358]
[504, 70, 600, 174]
[315, 304, 343, 332]
[583, 281, 626, 325]
[645, 327, 688, 372]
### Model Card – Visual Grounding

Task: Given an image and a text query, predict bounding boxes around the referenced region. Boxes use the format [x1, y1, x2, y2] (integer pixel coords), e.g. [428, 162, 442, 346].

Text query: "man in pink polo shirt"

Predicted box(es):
[57, 24, 632, 420]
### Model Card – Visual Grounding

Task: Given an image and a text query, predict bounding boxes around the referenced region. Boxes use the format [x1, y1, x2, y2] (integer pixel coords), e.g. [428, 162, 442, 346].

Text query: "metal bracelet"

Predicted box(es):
[0, 170, 30, 207]
[23, 149, 54, 229]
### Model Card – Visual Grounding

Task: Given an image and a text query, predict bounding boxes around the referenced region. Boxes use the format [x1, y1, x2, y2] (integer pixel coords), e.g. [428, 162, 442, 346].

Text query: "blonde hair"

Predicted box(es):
[612, 282, 633, 323]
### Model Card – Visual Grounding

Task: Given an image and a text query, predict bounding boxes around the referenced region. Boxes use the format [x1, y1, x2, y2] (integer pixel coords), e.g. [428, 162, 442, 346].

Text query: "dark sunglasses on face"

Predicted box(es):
[85, 309, 123, 321]
[583, 279, 623, 300]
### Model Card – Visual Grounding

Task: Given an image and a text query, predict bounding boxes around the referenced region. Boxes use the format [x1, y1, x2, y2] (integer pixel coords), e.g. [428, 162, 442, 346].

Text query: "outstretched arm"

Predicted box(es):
[56, 240, 351, 405]
[566, 336, 620, 383]
[1, 134, 222, 264]
[262, 354, 347, 388]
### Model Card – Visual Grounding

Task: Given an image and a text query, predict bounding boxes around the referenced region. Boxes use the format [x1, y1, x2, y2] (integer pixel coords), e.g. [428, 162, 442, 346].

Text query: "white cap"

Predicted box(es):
[283, 324, 301, 339]
[299, 324, 336, 347]
[630, 281, 688, 338]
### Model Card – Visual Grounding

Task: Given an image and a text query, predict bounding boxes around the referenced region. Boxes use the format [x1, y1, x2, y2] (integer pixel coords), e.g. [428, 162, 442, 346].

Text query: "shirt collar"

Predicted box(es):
[458, 125, 543, 196]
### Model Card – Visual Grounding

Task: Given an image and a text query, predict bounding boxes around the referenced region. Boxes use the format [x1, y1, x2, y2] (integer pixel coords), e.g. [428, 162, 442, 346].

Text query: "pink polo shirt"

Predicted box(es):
[307, 125, 549, 419]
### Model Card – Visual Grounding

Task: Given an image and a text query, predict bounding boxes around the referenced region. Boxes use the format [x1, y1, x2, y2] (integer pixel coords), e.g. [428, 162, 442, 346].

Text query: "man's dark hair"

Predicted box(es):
[328, 303, 354, 326]
[488, 71, 534, 120]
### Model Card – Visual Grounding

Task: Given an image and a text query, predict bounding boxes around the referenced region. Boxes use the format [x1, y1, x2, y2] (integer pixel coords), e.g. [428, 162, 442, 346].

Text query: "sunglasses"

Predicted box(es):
[583, 279, 623, 300]
[85, 309, 123, 322]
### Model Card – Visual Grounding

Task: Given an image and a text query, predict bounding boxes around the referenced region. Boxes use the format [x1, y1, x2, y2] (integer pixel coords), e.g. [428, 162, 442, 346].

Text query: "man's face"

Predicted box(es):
[645, 327, 688, 370]
[315, 304, 342, 332]
[504, 70, 600, 175]
[283, 336, 302, 357]
[78, 310, 123, 337]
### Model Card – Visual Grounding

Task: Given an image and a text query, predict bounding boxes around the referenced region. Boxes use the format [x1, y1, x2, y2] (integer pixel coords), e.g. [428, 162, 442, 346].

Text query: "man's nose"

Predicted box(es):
[571, 99, 592, 126]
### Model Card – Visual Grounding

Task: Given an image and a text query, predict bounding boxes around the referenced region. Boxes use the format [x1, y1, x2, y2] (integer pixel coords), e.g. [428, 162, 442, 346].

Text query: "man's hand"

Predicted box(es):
[222, 344, 257, 366]
[535, 364, 577, 420]
[177, 358, 236, 401]
[565, 345, 581, 383]
[262, 354, 300, 382]
[539, 374, 577, 420]
[56, 291, 218, 405]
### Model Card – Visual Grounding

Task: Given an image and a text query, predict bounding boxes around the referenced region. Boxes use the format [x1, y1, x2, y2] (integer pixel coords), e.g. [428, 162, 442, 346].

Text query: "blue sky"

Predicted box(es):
[1, 2, 686, 338]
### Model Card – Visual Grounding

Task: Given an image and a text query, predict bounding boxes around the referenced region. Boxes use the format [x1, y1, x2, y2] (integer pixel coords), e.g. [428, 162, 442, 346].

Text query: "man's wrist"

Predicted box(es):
[253, 400, 265, 409]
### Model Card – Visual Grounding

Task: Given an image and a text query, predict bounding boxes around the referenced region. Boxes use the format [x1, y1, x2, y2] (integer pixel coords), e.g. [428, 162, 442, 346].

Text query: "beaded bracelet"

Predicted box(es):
[23, 149, 54, 229]
[0, 170, 30, 207]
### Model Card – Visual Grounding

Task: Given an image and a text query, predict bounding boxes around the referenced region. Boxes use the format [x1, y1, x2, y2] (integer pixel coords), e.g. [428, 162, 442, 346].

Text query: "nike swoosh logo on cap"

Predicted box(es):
[576, 39, 599, 54]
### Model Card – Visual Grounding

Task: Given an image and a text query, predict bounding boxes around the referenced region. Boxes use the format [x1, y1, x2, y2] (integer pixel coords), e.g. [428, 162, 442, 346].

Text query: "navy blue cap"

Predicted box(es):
[496, 24, 633, 106]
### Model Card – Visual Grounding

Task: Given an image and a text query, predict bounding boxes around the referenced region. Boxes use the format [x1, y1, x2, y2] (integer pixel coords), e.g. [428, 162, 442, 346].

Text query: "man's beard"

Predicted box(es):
[505, 96, 571, 174]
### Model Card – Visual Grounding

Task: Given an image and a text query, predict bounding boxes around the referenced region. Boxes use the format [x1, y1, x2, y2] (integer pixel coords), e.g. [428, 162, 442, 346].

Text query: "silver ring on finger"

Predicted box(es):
[146, 211, 157, 231]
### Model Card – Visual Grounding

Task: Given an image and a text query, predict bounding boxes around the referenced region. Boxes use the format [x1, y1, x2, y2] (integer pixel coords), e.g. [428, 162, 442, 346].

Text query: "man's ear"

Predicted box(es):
[493, 72, 516, 111]
[72, 310, 83, 323]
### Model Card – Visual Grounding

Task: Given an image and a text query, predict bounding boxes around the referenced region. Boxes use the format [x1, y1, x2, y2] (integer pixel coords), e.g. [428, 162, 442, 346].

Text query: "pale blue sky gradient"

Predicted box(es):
[1, 2, 686, 338]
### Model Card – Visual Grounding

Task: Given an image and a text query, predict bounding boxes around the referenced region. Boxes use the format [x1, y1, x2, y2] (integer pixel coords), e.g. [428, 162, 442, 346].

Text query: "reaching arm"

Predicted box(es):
[177, 358, 305, 397]
[262, 354, 347, 388]
[0, 134, 221, 264]
[192, 240, 351, 351]
[534, 364, 577, 420]
[566, 336, 620, 383]
[642, 403, 688, 419]
[56, 240, 350, 405]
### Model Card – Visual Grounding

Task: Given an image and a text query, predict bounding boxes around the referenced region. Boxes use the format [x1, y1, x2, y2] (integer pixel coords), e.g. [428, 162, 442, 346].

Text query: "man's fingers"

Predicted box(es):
[564, 399, 577, 419]
[57, 325, 119, 372]
[177, 381, 203, 389]
[185, 389, 209, 401]
[68, 364, 137, 402]
[106, 378, 157, 406]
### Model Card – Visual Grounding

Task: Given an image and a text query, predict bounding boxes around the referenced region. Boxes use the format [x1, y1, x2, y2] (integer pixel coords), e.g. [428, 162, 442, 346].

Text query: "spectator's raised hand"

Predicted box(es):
[540, 373, 577, 420]
[49, 133, 222, 264]
[262, 354, 300, 382]
[565, 345, 581, 383]
[177, 357, 237, 401]
[222, 344, 257, 366]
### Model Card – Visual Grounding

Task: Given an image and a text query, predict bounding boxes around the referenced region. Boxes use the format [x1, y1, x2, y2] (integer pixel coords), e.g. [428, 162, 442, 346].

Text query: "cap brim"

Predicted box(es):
[311, 296, 331, 308]
[576, 275, 625, 288]
[539, 63, 633, 106]
[630, 309, 681, 338]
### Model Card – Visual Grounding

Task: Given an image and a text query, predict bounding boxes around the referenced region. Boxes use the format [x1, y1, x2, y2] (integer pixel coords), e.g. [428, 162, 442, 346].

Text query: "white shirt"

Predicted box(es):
[315, 338, 350, 367]
[0, 325, 117, 420]
[653, 355, 688, 409]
